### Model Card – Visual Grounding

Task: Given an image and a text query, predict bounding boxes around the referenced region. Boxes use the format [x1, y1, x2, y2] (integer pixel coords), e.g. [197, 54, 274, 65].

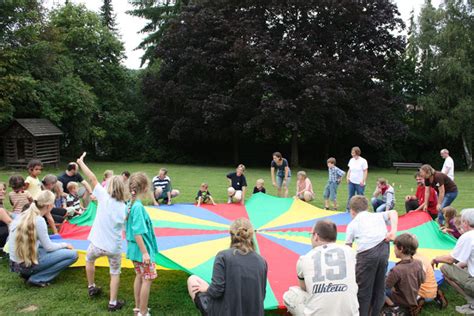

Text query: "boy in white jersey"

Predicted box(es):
[283, 220, 359, 315]
[345, 195, 398, 316]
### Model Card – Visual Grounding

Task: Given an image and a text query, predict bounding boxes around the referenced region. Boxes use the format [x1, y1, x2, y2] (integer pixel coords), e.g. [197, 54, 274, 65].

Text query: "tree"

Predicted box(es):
[100, 0, 117, 32]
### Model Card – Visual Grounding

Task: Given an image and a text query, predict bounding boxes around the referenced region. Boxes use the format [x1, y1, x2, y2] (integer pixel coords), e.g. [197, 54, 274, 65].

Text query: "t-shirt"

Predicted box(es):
[297, 243, 359, 315]
[125, 200, 158, 263]
[386, 258, 425, 307]
[25, 176, 42, 199]
[297, 178, 314, 195]
[425, 171, 458, 194]
[253, 187, 266, 194]
[226, 172, 247, 191]
[442, 156, 455, 181]
[414, 253, 437, 299]
[271, 158, 291, 178]
[196, 190, 211, 201]
[345, 211, 390, 253]
[152, 175, 171, 193]
[415, 186, 438, 216]
[58, 172, 84, 194]
[452, 230, 474, 276]
[9, 191, 32, 213]
[347, 157, 368, 185]
[88, 184, 126, 254]
[448, 218, 461, 239]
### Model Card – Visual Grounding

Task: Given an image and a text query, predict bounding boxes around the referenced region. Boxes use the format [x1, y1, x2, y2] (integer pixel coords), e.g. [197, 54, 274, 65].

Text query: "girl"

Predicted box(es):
[127, 173, 159, 316]
[24, 159, 43, 199]
[102, 170, 114, 188]
[8, 190, 77, 287]
[8, 175, 33, 218]
[76, 152, 127, 311]
[295, 171, 314, 202]
[187, 218, 268, 316]
[441, 207, 461, 239]
[271, 152, 291, 197]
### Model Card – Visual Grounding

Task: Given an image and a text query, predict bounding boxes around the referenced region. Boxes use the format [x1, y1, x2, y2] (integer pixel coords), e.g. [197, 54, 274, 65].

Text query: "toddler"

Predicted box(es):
[8, 175, 33, 218]
[66, 181, 84, 218]
[102, 170, 114, 188]
[253, 179, 266, 194]
[196, 183, 216, 207]
[295, 171, 314, 202]
[441, 207, 461, 239]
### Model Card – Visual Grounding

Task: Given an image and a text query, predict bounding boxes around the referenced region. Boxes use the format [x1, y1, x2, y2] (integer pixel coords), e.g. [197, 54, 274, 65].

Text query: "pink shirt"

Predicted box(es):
[297, 178, 314, 195]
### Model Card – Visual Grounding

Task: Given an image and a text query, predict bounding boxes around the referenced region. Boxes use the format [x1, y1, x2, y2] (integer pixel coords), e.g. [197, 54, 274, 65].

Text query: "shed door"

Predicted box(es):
[17, 139, 25, 160]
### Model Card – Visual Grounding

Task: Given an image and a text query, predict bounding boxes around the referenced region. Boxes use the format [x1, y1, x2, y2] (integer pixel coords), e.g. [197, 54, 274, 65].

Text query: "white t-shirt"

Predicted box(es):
[25, 176, 42, 199]
[345, 211, 389, 253]
[88, 184, 126, 254]
[297, 243, 359, 316]
[347, 157, 368, 185]
[452, 230, 474, 276]
[442, 156, 455, 181]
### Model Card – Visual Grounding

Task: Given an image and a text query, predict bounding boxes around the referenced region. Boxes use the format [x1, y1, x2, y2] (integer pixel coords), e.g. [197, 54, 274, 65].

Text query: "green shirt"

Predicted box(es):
[125, 200, 158, 263]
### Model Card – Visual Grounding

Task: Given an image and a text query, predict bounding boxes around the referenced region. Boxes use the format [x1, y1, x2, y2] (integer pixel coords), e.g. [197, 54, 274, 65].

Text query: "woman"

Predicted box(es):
[187, 218, 268, 316]
[346, 146, 368, 211]
[419, 164, 458, 224]
[9, 190, 78, 287]
[0, 208, 12, 248]
[271, 152, 291, 197]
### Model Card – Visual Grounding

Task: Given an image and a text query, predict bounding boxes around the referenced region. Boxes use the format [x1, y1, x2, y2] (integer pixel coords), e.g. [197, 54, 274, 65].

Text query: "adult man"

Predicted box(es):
[58, 162, 93, 207]
[283, 220, 359, 315]
[152, 168, 180, 206]
[441, 149, 455, 181]
[432, 209, 474, 314]
[405, 172, 438, 220]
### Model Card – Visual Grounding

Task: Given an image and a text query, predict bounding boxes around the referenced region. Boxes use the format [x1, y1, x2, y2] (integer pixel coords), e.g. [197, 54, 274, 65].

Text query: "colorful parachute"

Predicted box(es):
[58, 193, 456, 310]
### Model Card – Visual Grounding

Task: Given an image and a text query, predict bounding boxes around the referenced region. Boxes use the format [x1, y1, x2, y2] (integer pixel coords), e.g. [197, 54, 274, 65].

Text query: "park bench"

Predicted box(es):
[392, 162, 423, 173]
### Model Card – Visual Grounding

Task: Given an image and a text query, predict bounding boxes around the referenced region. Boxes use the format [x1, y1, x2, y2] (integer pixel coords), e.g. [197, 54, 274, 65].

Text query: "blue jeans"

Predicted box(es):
[371, 198, 387, 213]
[438, 191, 459, 224]
[28, 247, 78, 284]
[323, 181, 339, 201]
[346, 182, 365, 211]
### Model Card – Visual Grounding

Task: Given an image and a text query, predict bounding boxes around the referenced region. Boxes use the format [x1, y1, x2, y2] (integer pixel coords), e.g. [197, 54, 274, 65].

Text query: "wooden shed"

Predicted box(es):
[2, 119, 63, 168]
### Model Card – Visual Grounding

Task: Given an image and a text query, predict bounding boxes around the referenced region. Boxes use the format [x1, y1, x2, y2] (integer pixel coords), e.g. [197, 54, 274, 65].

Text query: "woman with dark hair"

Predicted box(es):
[187, 218, 268, 316]
[271, 152, 291, 197]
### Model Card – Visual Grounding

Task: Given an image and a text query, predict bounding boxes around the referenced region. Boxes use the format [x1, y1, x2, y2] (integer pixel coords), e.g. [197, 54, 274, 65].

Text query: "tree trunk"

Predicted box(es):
[462, 133, 472, 171]
[291, 131, 299, 167]
[233, 131, 239, 165]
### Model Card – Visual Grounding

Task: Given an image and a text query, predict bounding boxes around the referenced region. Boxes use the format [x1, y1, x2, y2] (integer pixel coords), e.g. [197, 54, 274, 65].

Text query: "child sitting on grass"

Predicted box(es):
[66, 181, 84, 218]
[24, 159, 43, 199]
[385, 233, 425, 312]
[126, 172, 159, 316]
[295, 171, 314, 202]
[196, 183, 216, 207]
[441, 206, 461, 239]
[253, 179, 266, 194]
[8, 175, 33, 218]
[102, 170, 114, 188]
[76, 152, 127, 311]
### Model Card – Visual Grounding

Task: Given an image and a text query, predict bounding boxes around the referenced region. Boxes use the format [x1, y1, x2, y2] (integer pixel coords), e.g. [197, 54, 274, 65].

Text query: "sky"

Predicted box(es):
[44, 0, 443, 69]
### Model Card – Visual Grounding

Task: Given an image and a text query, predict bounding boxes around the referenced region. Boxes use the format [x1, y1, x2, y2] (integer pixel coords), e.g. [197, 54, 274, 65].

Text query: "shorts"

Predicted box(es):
[441, 264, 474, 297]
[323, 181, 339, 201]
[133, 261, 157, 280]
[86, 243, 122, 275]
[276, 175, 291, 188]
[196, 195, 210, 203]
[283, 286, 310, 316]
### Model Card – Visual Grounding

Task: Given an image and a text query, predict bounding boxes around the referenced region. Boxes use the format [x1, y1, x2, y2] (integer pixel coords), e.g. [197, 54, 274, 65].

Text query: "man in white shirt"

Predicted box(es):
[432, 208, 474, 314]
[346, 146, 368, 212]
[441, 149, 455, 181]
[283, 220, 359, 316]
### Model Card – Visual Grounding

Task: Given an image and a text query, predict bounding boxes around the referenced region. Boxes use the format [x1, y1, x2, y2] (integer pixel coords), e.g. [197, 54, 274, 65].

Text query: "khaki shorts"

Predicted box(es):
[441, 264, 474, 297]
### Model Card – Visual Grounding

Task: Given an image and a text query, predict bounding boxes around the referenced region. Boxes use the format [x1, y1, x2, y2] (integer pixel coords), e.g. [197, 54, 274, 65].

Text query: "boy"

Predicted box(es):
[323, 157, 345, 210]
[385, 234, 425, 311]
[196, 183, 216, 207]
[346, 195, 398, 316]
[152, 168, 180, 206]
[25, 159, 43, 199]
[253, 179, 266, 194]
[66, 182, 84, 218]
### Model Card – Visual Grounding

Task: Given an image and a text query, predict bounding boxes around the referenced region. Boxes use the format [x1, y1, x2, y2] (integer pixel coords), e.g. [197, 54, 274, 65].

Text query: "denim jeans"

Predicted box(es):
[371, 198, 387, 213]
[438, 191, 459, 224]
[28, 247, 78, 284]
[346, 182, 365, 211]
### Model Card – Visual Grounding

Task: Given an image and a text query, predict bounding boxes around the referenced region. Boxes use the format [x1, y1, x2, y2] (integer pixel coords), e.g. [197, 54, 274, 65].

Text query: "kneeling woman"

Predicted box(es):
[187, 218, 268, 316]
[9, 190, 78, 287]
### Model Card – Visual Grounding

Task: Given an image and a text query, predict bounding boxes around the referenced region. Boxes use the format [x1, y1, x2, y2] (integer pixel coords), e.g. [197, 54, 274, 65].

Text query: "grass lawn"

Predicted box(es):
[0, 161, 473, 315]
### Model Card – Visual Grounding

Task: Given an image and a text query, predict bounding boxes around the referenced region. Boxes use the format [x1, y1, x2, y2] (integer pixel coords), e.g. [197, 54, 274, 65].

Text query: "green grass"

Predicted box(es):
[0, 162, 473, 315]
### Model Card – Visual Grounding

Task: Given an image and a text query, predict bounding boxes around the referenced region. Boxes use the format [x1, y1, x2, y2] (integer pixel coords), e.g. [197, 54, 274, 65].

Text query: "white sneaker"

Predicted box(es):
[455, 304, 474, 314]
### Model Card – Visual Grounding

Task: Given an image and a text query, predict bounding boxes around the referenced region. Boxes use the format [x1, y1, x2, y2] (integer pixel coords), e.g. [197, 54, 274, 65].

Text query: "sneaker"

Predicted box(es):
[456, 304, 474, 314]
[324, 207, 329, 210]
[434, 289, 448, 309]
[88, 285, 102, 297]
[108, 300, 125, 312]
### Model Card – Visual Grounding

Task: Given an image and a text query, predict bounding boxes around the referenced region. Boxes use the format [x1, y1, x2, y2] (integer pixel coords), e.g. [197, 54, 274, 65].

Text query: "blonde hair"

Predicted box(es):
[0, 182, 6, 190]
[229, 218, 255, 255]
[126, 173, 150, 220]
[67, 181, 78, 191]
[107, 175, 128, 202]
[200, 183, 208, 189]
[420, 164, 435, 178]
[15, 190, 55, 267]
[377, 177, 387, 185]
[256, 179, 264, 186]
[53, 181, 64, 199]
[327, 157, 336, 165]
[237, 164, 246, 172]
[297, 171, 307, 179]
[103, 170, 114, 180]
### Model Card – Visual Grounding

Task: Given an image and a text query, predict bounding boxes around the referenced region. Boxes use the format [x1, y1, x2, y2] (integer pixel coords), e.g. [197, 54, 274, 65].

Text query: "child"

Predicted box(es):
[413, 251, 444, 307]
[196, 183, 216, 207]
[345, 195, 398, 316]
[122, 171, 130, 182]
[323, 158, 345, 210]
[227, 164, 247, 205]
[371, 178, 396, 213]
[295, 171, 314, 202]
[102, 170, 114, 188]
[66, 181, 84, 218]
[8, 175, 33, 218]
[24, 159, 43, 199]
[385, 234, 425, 311]
[126, 172, 159, 316]
[53, 181, 67, 209]
[441, 206, 461, 239]
[76, 152, 127, 311]
[253, 179, 266, 194]
[0, 182, 6, 208]
[152, 168, 180, 206]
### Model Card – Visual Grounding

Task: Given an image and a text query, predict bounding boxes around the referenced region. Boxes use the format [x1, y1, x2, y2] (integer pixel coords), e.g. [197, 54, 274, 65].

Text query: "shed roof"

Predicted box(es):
[13, 119, 63, 137]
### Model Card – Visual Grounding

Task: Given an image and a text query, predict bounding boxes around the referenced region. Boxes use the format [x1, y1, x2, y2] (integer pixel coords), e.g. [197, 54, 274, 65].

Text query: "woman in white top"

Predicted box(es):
[346, 146, 368, 212]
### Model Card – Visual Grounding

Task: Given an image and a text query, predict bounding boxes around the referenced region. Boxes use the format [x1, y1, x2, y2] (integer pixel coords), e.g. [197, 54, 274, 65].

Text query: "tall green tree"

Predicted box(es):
[100, 0, 117, 32]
